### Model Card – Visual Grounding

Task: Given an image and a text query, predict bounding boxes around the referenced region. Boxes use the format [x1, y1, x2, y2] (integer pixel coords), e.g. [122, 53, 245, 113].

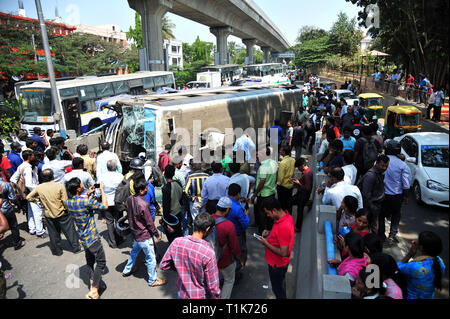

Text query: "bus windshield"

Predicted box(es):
[17, 88, 53, 123]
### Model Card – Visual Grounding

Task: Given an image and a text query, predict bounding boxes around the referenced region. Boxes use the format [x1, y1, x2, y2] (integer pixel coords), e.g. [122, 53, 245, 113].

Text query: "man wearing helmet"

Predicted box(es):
[379, 139, 410, 246]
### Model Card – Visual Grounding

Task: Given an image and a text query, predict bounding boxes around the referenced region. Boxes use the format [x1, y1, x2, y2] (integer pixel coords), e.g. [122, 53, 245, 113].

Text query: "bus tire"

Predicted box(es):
[87, 118, 103, 132]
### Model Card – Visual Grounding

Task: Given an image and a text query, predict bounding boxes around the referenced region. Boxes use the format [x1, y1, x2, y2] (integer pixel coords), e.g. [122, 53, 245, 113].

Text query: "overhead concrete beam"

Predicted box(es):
[128, 0, 173, 71]
[210, 26, 233, 65]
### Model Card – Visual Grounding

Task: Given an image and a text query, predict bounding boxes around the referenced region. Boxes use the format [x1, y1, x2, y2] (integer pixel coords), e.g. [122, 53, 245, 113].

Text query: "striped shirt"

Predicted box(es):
[66, 196, 106, 248]
[160, 235, 221, 299]
[184, 172, 209, 203]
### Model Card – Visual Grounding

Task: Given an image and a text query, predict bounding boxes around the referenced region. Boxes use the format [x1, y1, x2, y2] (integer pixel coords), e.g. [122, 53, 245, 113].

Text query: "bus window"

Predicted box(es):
[112, 81, 128, 94]
[163, 75, 173, 87]
[78, 86, 96, 100]
[80, 100, 96, 114]
[128, 79, 143, 89]
[59, 87, 78, 98]
[153, 76, 165, 87]
[143, 77, 155, 89]
[94, 83, 114, 98]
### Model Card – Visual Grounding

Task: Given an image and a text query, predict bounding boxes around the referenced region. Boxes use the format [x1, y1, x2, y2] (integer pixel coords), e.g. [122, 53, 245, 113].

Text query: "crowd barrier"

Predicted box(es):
[295, 132, 351, 299]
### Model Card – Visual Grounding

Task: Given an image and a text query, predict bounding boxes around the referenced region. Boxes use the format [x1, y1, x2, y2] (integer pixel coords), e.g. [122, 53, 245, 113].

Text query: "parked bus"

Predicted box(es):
[199, 64, 242, 85]
[14, 71, 175, 136]
[103, 83, 302, 163]
[243, 63, 290, 85]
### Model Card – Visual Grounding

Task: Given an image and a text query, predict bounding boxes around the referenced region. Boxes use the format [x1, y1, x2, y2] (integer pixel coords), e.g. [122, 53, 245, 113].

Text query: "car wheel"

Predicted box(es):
[413, 181, 424, 206]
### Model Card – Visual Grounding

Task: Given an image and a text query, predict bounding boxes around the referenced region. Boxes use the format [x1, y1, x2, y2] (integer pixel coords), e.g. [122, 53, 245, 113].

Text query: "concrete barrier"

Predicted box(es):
[295, 131, 351, 299]
[63, 132, 103, 154]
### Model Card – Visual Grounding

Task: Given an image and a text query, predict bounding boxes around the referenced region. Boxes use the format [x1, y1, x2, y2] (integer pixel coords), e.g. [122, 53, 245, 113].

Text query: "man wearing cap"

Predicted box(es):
[7, 142, 23, 176]
[158, 144, 172, 173]
[212, 196, 245, 299]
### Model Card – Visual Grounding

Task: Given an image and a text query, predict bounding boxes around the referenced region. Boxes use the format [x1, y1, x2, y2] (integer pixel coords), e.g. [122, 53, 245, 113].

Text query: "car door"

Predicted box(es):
[400, 136, 417, 179]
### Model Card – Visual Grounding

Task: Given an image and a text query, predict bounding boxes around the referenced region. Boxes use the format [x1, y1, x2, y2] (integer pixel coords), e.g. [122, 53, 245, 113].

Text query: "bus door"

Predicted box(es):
[62, 97, 82, 135]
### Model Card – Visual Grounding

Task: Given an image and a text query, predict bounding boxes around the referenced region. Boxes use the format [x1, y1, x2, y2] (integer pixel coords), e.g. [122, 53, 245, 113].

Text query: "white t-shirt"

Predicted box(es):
[342, 164, 357, 185]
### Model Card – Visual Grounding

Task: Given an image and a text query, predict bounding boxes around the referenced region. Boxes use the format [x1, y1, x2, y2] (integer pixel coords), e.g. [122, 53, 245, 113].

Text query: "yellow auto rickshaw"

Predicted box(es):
[383, 105, 422, 139]
[358, 93, 384, 121]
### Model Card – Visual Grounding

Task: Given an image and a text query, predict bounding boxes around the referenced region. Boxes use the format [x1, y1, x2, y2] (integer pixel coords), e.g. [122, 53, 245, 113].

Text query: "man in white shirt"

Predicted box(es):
[97, 159, 124, 248]
[42, 147, 72, 184]
[96, 141, 122, 179]
[63, 157, 95, 197]
[342, 150, 358, 185]
[318, 167, 363, 210]
[10, 150, 46, 237]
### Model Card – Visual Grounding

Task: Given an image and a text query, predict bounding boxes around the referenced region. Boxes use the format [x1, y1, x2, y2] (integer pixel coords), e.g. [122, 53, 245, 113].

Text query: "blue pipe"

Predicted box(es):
[325, 220, 337, 275]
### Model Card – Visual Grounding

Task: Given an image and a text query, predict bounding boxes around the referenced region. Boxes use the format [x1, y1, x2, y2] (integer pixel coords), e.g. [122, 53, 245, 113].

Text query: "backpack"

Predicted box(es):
[114, 175, 132, 213]
[362, 136, 378, 172]
[205, 217, 228, 262]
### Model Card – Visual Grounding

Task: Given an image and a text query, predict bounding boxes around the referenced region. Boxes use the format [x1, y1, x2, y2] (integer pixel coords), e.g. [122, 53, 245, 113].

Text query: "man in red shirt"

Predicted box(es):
[0, 143, 12, 181]
[257, 197, 295, 299]
[157, 144, 172, 173]
[212, 197, 245, 299]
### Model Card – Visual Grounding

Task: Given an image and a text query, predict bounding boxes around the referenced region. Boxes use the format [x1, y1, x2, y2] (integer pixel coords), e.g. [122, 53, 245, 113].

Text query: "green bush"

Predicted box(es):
[0, 99, 21, 139]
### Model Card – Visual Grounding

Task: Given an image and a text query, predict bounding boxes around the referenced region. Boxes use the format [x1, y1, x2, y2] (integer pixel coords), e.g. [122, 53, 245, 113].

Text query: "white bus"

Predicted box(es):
[15, 71, 175, 136]
[199, 64, 242, 85]
[243, 63, 290, 85]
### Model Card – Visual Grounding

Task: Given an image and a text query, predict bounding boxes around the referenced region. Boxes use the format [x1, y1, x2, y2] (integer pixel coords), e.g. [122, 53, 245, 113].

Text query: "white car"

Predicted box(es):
[395, 132, 449, 208]
[332, 89, 359, 106]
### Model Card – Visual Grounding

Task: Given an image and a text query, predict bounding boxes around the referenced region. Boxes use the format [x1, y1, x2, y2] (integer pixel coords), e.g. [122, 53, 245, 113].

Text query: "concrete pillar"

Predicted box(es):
[128, 0, 173, 71]
[261, 46, 271, 63]
[323, 274, 352, 299]
[243, 39, 257, 65]
[210, 26, 233, 66]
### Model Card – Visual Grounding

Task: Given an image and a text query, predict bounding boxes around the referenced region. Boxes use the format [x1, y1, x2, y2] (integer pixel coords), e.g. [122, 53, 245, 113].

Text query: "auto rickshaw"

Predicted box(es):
[383, 105, 422, 139]
[358, 93, 384, 121]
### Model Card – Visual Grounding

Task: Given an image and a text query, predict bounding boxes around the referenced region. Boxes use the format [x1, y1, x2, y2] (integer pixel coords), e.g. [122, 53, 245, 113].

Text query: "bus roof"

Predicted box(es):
[244, 63, 282, 67]
[116, 84, 299, 110]
[16, 71, 173, 89]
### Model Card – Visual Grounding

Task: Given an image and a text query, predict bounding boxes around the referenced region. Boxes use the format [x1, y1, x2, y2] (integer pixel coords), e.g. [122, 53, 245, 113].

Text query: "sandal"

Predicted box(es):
[85, 292, 99, 299]
[149, 278, 167, 287]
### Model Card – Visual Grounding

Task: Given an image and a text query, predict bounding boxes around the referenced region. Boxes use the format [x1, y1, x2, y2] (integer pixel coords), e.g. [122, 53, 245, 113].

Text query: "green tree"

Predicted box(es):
[346, 0, 449, 87]
[296, 26, 328, 44]
[329, 12, 362, 58]
[292, 35, 335, 71]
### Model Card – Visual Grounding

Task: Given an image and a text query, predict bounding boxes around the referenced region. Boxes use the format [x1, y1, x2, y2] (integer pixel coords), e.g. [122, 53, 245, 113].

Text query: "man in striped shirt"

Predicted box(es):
[66, 177, 108, 299]
[184, 161, 209, 234]
[160, 212, 221, 299]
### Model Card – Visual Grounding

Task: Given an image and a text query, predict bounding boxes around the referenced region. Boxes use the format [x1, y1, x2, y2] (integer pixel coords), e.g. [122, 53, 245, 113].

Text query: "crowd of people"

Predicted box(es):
[371, 70, 446, 122]
[0, 85, 446, 300]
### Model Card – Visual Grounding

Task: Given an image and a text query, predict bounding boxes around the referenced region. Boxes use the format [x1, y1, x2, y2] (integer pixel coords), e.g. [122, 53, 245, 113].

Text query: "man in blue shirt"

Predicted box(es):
[379, 140, 410, 245]
[339, 128, 357, 151]
[233, 133, 256, 163]
[7, 142, 23, 176]
[432, 87, 446, 122]
[228, 163, 255, 209]
[268, 120, 284, 158]
[418, 74, 429, 104]
[227, 183, 250, 277]
[30, 127, 48, 153]
[201, 162, 230, 214]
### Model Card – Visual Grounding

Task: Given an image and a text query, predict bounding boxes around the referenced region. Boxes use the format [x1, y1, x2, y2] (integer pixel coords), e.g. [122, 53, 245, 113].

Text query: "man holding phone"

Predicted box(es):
[30, 127, 49, 153]
[289, 158, 313, 232]
[256, 197, 294, 299]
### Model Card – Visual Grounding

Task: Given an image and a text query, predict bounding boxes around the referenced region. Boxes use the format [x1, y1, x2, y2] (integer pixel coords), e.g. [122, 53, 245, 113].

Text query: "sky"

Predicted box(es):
[0, 0, 362, 48]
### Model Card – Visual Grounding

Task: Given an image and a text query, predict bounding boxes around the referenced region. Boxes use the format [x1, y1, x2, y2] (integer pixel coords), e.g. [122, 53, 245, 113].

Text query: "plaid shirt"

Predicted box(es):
[66, 196, 106, 248]
[160, 235, 221, 299]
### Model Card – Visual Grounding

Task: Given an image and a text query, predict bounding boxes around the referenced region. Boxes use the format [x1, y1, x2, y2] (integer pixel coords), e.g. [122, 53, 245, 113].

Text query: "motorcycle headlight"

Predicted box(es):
[427, 180, 449, 192]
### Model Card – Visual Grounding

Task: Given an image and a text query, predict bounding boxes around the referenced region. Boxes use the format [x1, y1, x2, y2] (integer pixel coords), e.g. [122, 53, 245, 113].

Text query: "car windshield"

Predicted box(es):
[340, 92, 357, 99]
[397, 113, 421, 126]
[421, 146, 449, 168]
[17, 88, 54, 123]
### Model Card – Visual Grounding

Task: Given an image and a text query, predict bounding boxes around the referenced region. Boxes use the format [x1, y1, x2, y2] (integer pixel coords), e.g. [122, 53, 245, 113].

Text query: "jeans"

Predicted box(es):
[293, 145, 302, 160]
[104, 206, 122, 247]
[277, 185, 293, 214]
[379, 194, 403, 239]
[3, 208, 21, 246]
[433, 106, 442, 121]
[268, 264, 288, 299]
[85, 240, 106, 288]
[289, 190, 311, 230]
[123, 237, 157, 285]
[255, 195, 275, 235]
[28, 202, 45, 236]
[45, 213, 81, 254]
[220, 262, 236, 299]
[235, 232, 247, 273]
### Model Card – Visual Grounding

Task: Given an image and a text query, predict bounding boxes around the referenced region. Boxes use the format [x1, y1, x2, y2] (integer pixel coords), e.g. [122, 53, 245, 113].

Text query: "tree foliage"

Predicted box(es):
[292, 35, 335, 70]
[346, 0, 449, 87]
[296, 26, 328, 44]
[329, 12, 362, 58]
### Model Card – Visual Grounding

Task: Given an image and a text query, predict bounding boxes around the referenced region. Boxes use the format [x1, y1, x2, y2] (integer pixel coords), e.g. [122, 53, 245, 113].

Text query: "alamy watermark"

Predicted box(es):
[365, 4, 380, 29]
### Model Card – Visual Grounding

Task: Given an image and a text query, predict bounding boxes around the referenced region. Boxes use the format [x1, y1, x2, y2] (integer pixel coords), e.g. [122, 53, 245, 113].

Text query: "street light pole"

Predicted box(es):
[34, 0, 67, 138]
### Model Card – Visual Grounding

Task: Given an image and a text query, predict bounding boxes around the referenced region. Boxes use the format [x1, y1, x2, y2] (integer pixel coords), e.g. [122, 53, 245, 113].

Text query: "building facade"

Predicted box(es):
[164, 38, 183, 69]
